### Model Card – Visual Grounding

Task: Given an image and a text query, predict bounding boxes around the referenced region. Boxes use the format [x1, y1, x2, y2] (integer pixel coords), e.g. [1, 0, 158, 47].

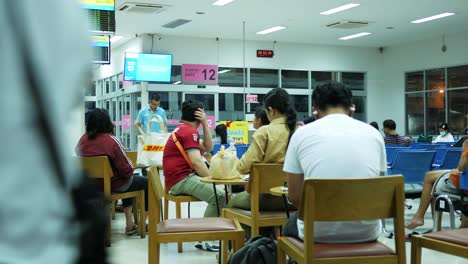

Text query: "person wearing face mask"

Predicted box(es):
[433, 123, 455, 143]
[382, 119, 405, 145]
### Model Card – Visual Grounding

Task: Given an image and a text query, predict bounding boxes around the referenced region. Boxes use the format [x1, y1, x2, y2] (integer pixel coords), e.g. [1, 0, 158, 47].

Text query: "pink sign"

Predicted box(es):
[246, 94, 258, 103]
[122, 115, 131, 129]
[182, 64, 218, 84]
[198, 115, 215, 131]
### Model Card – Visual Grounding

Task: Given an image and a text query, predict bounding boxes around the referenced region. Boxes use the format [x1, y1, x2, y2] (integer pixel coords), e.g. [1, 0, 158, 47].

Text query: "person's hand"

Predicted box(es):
[194, 108, 207, 125]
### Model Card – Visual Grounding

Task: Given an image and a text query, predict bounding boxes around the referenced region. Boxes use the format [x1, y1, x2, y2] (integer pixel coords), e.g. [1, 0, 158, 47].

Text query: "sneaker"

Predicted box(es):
[195, 241, 220, 252]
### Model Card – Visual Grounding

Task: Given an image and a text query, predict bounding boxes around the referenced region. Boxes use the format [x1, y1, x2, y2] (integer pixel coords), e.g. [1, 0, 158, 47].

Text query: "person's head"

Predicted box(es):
[370, 121, 379, 130]
[215, 124, 228, 144]
[439, 123, 449, 135]
[312, 81, 353, 118]
[463, 127, 468, 135]
[181, 99, 204, 124]
[382, 119, 397, 134]
[85, 108, 114, 139]
[149, 94, 161, 111]
[264, 88, 297, 144]
[253, 106, 270, 129]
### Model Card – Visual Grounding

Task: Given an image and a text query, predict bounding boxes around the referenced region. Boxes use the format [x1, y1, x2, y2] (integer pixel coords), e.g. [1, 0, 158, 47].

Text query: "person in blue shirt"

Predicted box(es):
[136, 94, 168, 134]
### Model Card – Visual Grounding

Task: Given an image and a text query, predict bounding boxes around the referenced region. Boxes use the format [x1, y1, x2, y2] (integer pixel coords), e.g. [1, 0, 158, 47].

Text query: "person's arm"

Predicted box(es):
[288, 173, 304, 209]
[237, 127, 267, 175]
[111, 141, 134, 179]
[135, 110, 145, 135]
[195, 108, 213, 153]
[161, 109, 168, 133]
[457, 140, 468, 171]
[187, 149, 210, 177]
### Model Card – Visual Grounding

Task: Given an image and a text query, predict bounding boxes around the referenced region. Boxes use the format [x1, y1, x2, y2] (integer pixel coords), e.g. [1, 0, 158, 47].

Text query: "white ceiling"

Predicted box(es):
[114, 0, 468, 47]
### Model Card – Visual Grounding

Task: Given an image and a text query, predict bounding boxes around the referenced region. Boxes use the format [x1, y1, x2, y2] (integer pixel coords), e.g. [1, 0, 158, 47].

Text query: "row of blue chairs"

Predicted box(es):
[212, 143, 250, 159]
[386, 147, 462, 170]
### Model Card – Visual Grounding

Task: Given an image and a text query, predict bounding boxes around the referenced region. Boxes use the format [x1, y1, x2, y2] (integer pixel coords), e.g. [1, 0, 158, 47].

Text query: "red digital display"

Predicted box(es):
[257, 50, 274, 58]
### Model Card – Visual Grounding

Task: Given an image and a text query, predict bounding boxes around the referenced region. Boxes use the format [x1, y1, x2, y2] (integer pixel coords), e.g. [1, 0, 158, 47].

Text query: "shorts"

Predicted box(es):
[433, 172, 468, 217]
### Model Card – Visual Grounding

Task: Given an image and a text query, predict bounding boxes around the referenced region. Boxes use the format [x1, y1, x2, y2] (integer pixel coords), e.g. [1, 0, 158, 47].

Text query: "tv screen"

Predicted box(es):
[124, 53, 173, 82]
[90, 35, 110, 64]
[80, 0, 115, 11]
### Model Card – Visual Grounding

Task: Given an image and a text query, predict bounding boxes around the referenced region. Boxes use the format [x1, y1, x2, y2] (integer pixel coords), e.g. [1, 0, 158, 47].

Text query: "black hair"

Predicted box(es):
[370, 121, 379, 130]
[303, 116, 316, 125]
[312, 81, 352, 111]
[181, 99, 204, 122]
[264, 88, 296, 145]
[215, 124, 228, 144]
[254, 106, 270, 126]
[86, 108, 115, 140]
[383, 119, 397, 130]
[439, 123, 449, 131]
[150, 94, 160, 102]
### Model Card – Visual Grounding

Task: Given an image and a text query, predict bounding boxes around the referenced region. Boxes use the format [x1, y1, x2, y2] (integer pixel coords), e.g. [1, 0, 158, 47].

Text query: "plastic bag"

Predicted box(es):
[209, 145, 240, 180]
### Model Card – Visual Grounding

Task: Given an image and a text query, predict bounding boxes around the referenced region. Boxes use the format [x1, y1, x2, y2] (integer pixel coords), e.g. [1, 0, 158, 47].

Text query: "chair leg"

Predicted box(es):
[188, 202, 191, 218]
[252, 224, 259, 237]
[132, 198, 138, 226]
[163, 198, 169, 220]
[410, 237, 422, 264]
[107, 202, 112, 247]
[277, 241, 287, 264]
[139, 192, 146, 238]
[176, 201, 183, 253]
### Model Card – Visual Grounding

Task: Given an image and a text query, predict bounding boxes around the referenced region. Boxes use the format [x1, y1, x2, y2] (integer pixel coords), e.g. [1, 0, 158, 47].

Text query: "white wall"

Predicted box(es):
[382, 32, 468, 135]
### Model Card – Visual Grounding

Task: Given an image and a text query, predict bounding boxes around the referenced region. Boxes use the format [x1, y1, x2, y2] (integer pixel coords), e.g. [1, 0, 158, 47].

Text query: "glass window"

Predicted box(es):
[311, 71, 333, 88]
[448, 65, 468, 88]
[105, 80, 110, 94]
[426, 90, 446, 136]
[84, 80, 95, 96]
[406, 71, 424, 92]
[406, 93, 424, 135]
[290, 95, 309, 121]
[148, 92, 169, 110]
[85, 101, 96, 112]
[448, 89, 468, 135]
[218, 67, 246, 87]
[352, 96, 366, 122]
[171, 65, 181, 84]
[219, 93, 244, 121]
[426, 68, 445, 91]
[342, 72, 365, 90]
[249, 94, 266, 112]
[281, 70, 308, 89]
[250, 68, 279, 88]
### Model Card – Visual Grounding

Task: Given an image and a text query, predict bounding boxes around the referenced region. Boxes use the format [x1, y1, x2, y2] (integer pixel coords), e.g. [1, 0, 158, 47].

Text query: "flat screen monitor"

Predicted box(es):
[90, 35, 110, 64]
[80, 0, 115, 11]
[124, 53, 173, 82]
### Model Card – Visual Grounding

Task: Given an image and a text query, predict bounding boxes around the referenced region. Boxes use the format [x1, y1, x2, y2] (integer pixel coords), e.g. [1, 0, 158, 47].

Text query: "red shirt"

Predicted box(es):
[163, 123, 200, 189]
[76, 133, 134, 191]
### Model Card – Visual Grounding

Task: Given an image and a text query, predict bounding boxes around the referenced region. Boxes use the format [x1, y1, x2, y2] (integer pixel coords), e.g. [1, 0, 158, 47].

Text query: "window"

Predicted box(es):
[352, 96, 366, 122]
[406, 93, 424, 135]
[250, 68, 279, 88]
[290, 95, 309, 121]
[448, 89, 468, 134]
[218, 67, 246, 87]
[281, 70, 308, 89]
[311, 71, 334, 88]
[249, 94, 266, 112]
[84, 80, 95, 96]
[171, 65, 181, 84]
[426, 68, 445, 91]
[448, 65, 468, 88]
[406, 71, 424, 92]
[148, 92, 169, 110]
[219, 93, 245, 121]
[342, 72, 365, 90]
[426, 90, 446, 135]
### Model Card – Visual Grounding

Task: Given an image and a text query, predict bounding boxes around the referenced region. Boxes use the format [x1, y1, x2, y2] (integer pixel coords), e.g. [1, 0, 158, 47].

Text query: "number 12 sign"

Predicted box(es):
[182, 64, 218, 85]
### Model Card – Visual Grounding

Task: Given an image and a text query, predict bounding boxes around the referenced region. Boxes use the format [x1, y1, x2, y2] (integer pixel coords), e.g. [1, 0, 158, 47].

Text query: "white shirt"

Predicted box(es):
[284, 114, 386, 243]
[433, 133, 455, 143]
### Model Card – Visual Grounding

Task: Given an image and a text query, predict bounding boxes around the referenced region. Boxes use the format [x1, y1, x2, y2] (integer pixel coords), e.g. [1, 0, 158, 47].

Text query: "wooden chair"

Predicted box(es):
[411, 228, 468, 264]
[78, 156, 145, 246]
[147, 166, 244, 264]
[222, 163, 291, 237]
[277, 175, 406, 264]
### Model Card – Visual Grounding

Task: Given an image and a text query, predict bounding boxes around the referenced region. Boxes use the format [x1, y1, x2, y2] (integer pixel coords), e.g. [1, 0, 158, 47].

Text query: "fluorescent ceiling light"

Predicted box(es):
[212, 0, 236, 6]
[256, 26, 287, 35]
[173, 81, 181, 85]
[339, 32, 371, 40]
[411, 12, 455, 23]
[320, 3, 360, 15]
[218, 69, 231, 74]
[110, 36, 123, 42]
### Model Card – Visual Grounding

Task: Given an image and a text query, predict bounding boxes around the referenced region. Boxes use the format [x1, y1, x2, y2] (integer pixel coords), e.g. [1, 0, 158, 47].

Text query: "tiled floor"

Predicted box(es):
[110, 177, 468, 264]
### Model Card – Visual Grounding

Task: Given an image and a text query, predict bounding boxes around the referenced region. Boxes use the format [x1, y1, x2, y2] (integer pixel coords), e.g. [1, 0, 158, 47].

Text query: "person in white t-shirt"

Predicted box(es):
[432, 123, 455, 143]
[283, 81, 387, 244]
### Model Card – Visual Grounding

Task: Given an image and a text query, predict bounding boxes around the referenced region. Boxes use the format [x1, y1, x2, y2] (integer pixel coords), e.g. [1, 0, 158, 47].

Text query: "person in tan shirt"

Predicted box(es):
[228, 88, 297, 213]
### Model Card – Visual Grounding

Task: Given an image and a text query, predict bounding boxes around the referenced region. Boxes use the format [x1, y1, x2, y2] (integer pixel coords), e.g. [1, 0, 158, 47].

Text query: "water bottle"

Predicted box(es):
[229, 142, 237, 158]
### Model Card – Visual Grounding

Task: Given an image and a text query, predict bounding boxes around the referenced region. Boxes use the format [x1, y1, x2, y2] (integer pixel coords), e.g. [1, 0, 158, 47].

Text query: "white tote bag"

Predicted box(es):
[137, 115, 169, 167]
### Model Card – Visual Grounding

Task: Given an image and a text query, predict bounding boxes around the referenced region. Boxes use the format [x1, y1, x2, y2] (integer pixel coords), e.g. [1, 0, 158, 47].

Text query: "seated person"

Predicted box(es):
[162, 100, 224, 251]
[76, 108, 148, 235]
[405, 139, 468, 229]
[453, 127, 468, 147]
[253, 105, 270, 129]
[228, 88, 297, 215]
[382, 119, 405, 145]
[212, 124, 234, 144]
[433, 123, 455, 143]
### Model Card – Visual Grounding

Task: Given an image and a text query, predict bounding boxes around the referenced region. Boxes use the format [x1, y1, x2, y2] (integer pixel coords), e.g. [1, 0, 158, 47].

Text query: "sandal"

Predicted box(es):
[405, 230, 432, 242]
[125, 225, 138, 236]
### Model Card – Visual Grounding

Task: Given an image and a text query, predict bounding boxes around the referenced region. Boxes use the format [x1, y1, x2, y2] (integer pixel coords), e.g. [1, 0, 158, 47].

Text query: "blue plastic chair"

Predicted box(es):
[410, 143, 436, 150]
[432, 148, 449, 168]
[461, 167, 468, 191]
[235, 145, 249, 159]
[437, 148, 462, 170]
[386, 147, 408, 166]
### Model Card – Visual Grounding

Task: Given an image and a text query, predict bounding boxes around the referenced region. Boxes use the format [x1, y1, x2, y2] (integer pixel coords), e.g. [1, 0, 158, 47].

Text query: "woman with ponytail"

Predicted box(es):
[228, 88, 297, 236]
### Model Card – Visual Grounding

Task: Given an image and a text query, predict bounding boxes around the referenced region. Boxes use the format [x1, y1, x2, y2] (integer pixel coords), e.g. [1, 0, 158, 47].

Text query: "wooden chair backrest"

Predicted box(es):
[148, 166, 163, 225]
[77, 156, 113, 196]
[126, 151, 138, 167]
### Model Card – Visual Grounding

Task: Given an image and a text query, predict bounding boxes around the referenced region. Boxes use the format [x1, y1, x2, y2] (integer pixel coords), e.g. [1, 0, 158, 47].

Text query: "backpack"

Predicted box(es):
[229, 235, 277, 264]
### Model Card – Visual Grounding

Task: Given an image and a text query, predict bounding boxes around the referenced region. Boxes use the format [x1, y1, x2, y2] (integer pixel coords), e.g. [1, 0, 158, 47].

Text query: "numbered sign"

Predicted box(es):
[198, 115, 215, 131]
[246, 94, 258, 103]
[182, 64, 218, 84]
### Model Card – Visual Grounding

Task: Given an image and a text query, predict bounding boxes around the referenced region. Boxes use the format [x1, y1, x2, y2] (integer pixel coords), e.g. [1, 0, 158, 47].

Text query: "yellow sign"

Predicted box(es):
[143, 145, 165, 152]
[220, 121, 249, 144]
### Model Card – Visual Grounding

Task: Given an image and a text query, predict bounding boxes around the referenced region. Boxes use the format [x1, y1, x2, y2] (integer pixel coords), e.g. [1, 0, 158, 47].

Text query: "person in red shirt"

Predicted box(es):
[163, 100, 224, 251]
[76, 108, 148, 235]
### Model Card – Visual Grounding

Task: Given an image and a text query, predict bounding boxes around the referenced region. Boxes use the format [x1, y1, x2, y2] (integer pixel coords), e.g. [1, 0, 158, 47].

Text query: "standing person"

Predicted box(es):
[76, 109, 148, 235]
[0, 1, 95, 263]
[382, 119, 405, 145]
[136, 94, 168, 134]
[283, 81, 386, 243]
[163, 100, 224, 251]
[433, 123, 455, 143]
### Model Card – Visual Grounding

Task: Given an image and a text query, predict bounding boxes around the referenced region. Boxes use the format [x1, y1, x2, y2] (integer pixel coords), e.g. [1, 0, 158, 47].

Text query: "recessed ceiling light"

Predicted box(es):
[411, 12, 455, 24]
[320, 3, 360, 15]
[110, 36, 123, 43]
[386, 26, 395, 30]
[339, 32, 371, 40]
[256, 26, 287, 35]
[212, 0, 236, 6]
[196, 11, 205, 15]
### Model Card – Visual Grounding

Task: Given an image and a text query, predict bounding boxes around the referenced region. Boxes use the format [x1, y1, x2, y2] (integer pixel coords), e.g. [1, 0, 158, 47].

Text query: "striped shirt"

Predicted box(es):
[384, 134, 405, 145]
